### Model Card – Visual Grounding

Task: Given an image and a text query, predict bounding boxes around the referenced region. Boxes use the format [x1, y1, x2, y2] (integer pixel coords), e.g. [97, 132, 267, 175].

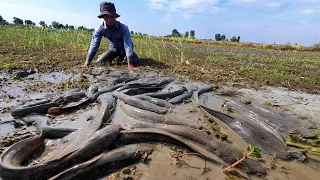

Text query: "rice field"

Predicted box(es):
[0, 25, 319, 93]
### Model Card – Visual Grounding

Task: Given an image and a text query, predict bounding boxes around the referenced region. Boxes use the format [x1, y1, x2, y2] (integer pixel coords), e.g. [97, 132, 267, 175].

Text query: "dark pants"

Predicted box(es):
[96, 49, 140, 65]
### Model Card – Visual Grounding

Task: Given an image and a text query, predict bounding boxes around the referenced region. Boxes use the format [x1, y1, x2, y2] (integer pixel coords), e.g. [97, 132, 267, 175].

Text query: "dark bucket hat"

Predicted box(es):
[98, 2, 120, 18]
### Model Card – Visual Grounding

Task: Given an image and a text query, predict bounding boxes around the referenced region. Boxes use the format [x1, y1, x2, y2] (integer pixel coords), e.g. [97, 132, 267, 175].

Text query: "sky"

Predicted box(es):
[0, 0, 319, 46]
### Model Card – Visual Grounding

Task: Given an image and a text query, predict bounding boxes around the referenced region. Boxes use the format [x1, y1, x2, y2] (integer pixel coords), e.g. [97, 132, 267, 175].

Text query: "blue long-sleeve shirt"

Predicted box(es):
[86, 20, 134, 63]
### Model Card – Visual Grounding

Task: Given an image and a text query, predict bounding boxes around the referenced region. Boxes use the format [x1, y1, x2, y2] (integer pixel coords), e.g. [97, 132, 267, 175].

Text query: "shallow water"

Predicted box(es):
[237, 87, 320, 124]
[0, 123, 13, 138]
[40, 72, 73, 85]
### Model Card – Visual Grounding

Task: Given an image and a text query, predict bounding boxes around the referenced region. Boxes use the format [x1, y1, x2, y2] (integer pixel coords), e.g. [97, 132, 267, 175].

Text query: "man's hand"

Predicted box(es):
[128, 63, 136, 70]
[127, 56, 137, 70]
[81, 61, 90, 69]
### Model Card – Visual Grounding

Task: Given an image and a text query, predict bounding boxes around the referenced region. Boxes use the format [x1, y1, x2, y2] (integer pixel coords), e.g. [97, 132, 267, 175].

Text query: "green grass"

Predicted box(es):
[0, 26, 319, 93]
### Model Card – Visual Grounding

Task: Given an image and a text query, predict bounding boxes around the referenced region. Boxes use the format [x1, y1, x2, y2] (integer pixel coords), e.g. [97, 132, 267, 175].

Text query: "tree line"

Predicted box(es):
[215, 33, 240, 42]
[130, 31, 149, 36]
[1, 15, 241, 42]
[1, 15, 148, 35]
[130, 29, 196, 39]
[0, 15, 94, 31]
[164, 29, 196, 39]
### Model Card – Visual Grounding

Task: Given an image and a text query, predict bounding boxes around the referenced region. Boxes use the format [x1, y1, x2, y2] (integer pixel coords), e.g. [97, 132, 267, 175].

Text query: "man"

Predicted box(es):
[82, 2, 139, 70]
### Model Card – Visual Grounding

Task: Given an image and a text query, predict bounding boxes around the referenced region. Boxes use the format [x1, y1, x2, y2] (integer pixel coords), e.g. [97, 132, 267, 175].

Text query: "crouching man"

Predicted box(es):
[82, 2, 139, 70]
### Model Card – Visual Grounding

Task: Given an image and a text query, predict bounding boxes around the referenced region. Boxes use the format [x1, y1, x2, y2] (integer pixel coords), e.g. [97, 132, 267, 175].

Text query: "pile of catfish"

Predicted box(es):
[0, 68, 317, 180]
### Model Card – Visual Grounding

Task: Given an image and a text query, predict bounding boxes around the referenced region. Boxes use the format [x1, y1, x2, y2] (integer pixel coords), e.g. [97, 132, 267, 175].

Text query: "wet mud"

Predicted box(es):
[0, 67, 319, 180]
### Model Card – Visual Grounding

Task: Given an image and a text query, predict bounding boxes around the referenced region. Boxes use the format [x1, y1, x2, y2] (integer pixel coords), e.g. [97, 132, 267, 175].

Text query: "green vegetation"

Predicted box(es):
[240, 99, 252, 106]
[223, 144, 262, 173]
[0, 25, 319, 93]
[286, 129, 320, 156]
[215, 33, 240, 42]
[0, 15, 8, 25]
[164, 29, 195, 39]
[246, 144, 262, 158]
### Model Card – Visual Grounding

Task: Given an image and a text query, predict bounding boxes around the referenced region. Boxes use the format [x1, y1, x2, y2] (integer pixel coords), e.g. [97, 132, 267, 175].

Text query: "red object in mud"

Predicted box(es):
[47, 106, 61, 114]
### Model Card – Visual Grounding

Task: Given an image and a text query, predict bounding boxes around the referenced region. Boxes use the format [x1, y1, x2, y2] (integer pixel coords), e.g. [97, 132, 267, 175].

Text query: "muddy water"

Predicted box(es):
[131, 145, 227, 180]
[237, 87, 320, 124]
[40, 72, 73, 84]
[0, 123, 13, 138]
[1, 69, 320, 180]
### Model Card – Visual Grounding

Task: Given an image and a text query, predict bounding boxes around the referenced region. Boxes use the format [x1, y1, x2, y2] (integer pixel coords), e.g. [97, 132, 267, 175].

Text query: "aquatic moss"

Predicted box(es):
[212, 125, 221, 132]
[181, 86, 188, 92]
[286, 140, 320, 156]
[289, 129, 303, 143]
[240, 99, 252, 106]
[56, 77, 90, 91]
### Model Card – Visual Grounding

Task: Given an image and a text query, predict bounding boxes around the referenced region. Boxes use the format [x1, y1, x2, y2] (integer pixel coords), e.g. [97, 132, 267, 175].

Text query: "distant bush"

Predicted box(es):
[262, 43, 274, 49]
[311, 43, 320, 51]
[279, 43, 296, 51]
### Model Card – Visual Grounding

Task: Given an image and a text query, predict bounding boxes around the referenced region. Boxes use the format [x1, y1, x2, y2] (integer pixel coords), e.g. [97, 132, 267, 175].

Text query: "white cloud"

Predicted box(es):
[266, 2, 282, 8]
[300, 9, 316, 14]
[229, 0, 256, 4]
[146, 0, 221, 19]
[0, 2, 100, 28]
[181, 14, 193, 19]
[147, 0, 220, 12]
[298, 0, 320, 4]
[170, 0, 219, 11]
[147, 0, 168, 9]
[162, 13, 173, 23]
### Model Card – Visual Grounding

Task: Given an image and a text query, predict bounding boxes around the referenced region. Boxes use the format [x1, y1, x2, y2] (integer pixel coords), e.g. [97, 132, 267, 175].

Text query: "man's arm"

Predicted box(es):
[109, 41, 115, 51]
[85, 24, 104, 65]
[122, 24, 134, 57]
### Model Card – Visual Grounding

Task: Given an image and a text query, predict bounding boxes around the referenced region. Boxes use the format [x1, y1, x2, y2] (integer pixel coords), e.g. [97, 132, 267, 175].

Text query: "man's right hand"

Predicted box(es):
[81, 61, 89, 69]
[126, 56, 137, 70]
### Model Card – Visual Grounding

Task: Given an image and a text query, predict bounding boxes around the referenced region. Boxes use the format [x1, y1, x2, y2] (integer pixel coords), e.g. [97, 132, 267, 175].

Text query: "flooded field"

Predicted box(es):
[0, 67, 319, 180]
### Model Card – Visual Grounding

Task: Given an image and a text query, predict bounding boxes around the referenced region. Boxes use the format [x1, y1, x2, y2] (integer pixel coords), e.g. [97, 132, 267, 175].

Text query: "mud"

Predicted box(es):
[0, 67, 320, 180]
[237, 87, 320, 124]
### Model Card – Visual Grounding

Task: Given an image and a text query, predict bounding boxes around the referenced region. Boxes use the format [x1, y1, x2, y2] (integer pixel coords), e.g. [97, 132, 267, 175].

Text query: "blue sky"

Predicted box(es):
[0, 0, 319, 46]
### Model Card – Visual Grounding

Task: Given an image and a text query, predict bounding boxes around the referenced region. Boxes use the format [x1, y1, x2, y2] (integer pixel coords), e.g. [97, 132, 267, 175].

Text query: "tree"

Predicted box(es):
[130, 31, 134, 35]
[0, 15, 8, 25]
[221, 34, 226, 41]
[39, 21, 47, 28]
[51, 21, 65, 29]
[215, 33, 221, 41]
[0, 20, 8, 25]
[68, 25, 75, 30]
[13, 17, 23, 25]
[78, 26, 89, 31]
[52, 21, 59, 29]
[237, 36, 240, 42]
[184, 31, 189, 38]
[172, 29, 181, 37]
[230, 36, 237, 42]
[24, 20, 35, 26]
[190, 30, 195, 39]
[65, 24, 69, 29]
[58, 24, 65, 29]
